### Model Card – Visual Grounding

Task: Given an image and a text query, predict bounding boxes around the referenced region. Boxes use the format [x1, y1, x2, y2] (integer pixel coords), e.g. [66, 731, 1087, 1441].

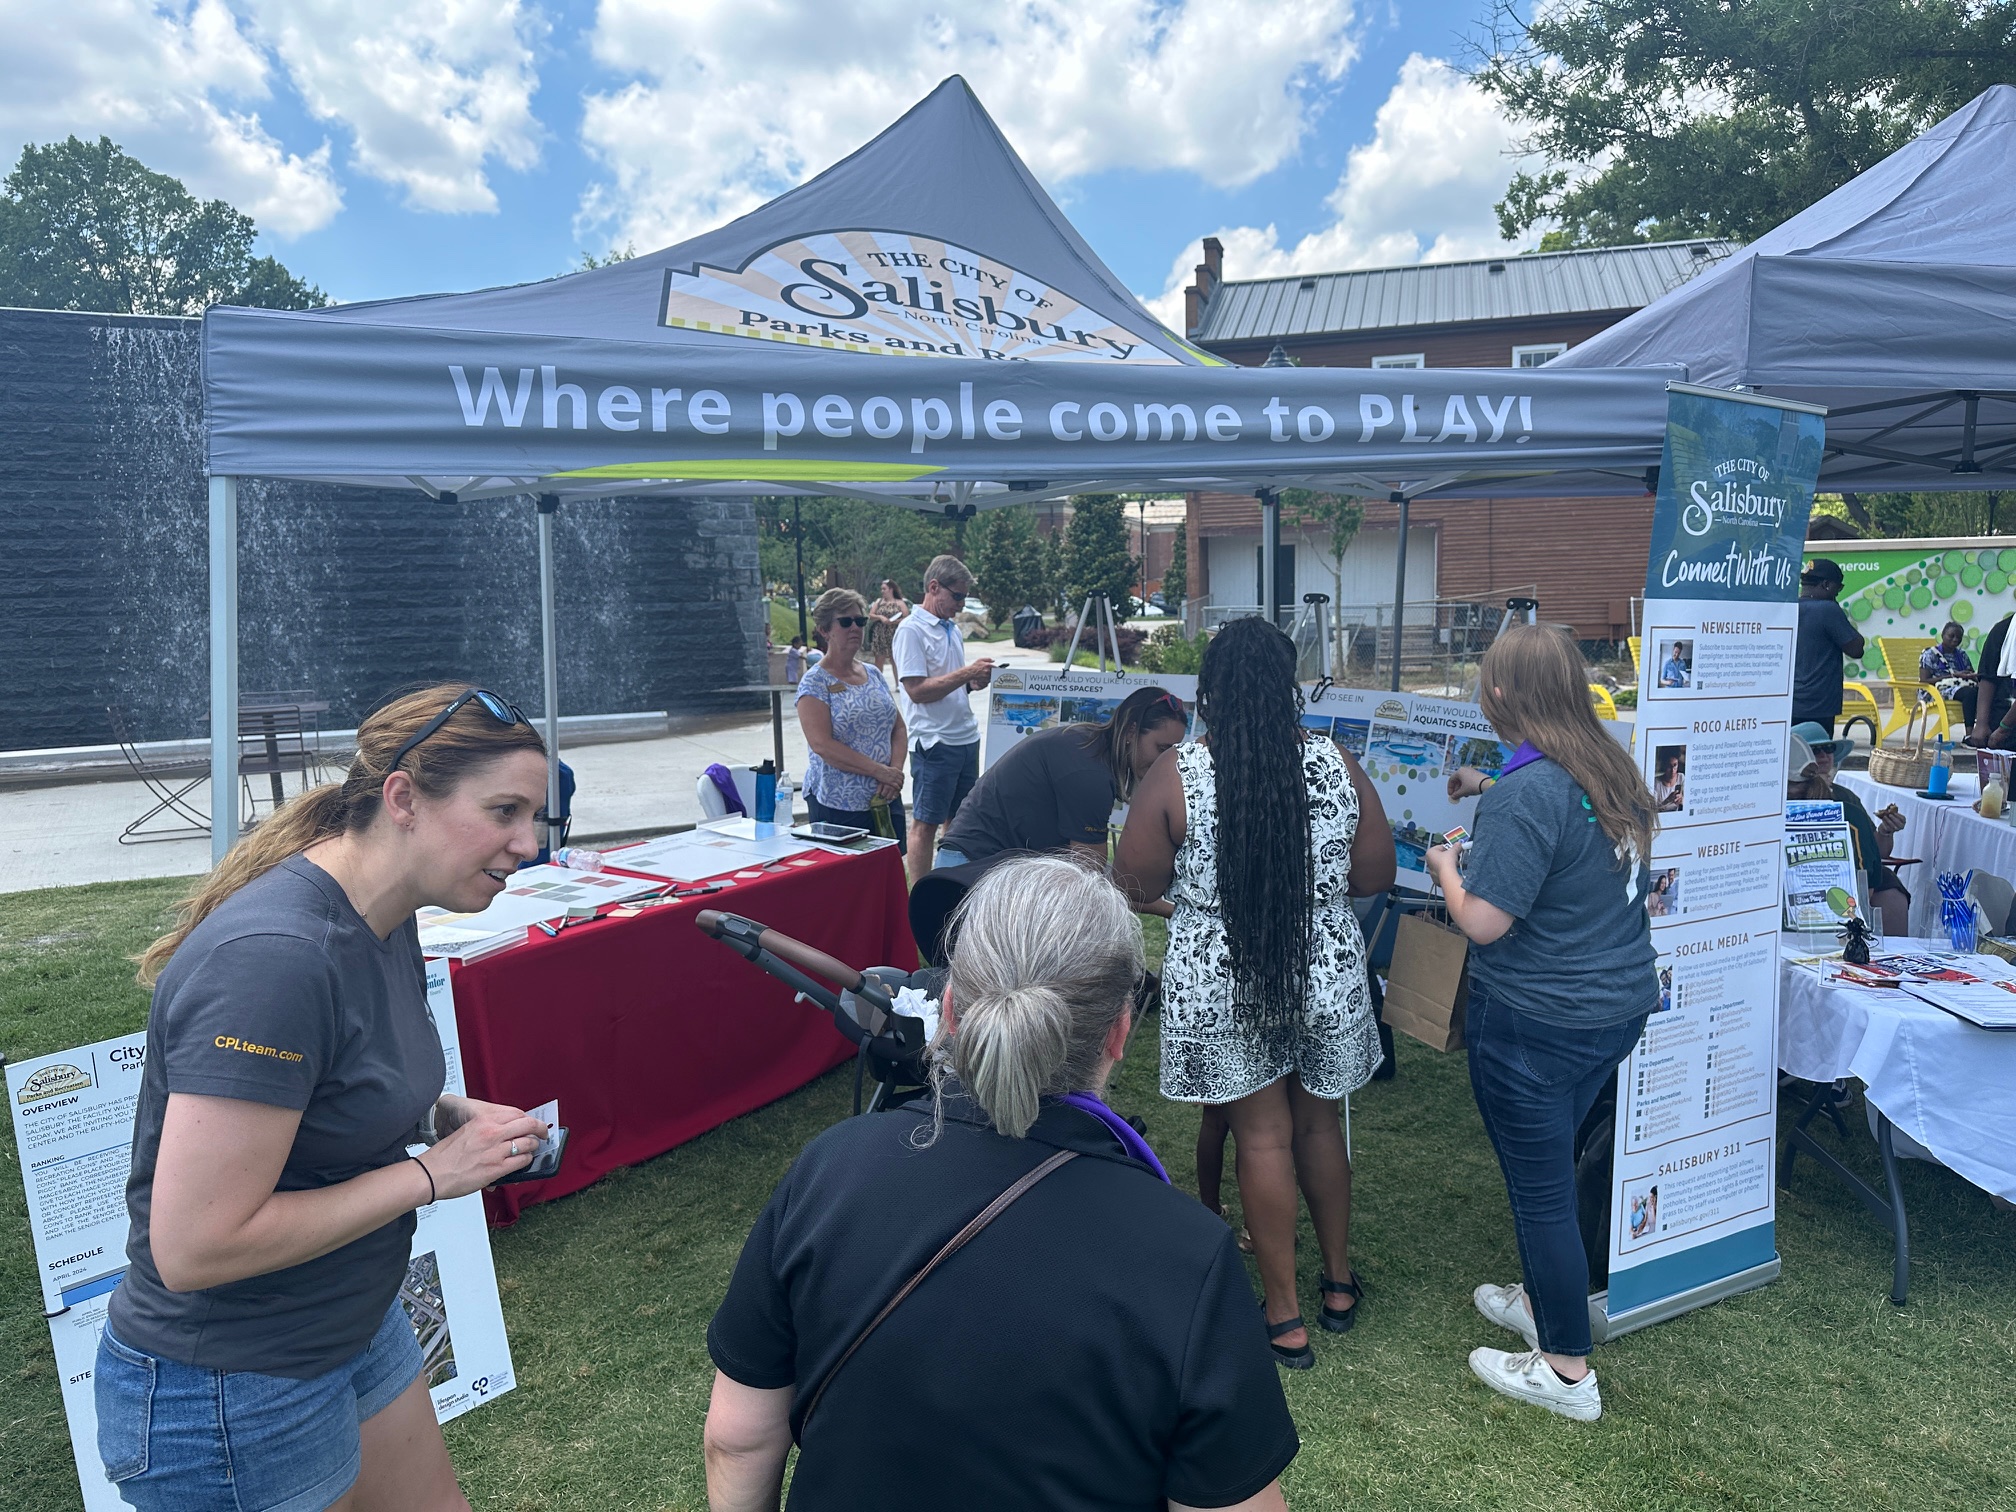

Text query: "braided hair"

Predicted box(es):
[1197, 616, 1311, 1024]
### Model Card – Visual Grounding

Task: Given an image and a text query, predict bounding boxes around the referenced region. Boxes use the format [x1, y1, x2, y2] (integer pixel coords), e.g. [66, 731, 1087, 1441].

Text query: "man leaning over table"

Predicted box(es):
[894, 553, 995, 884]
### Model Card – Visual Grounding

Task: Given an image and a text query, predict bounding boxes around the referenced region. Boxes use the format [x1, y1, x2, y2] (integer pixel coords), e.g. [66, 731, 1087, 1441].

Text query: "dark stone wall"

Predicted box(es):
[0, 308, 765, 749]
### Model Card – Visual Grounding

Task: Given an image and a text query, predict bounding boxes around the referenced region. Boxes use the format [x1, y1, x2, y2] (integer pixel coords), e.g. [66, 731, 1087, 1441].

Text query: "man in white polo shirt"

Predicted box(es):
[893, 553, 995, 882]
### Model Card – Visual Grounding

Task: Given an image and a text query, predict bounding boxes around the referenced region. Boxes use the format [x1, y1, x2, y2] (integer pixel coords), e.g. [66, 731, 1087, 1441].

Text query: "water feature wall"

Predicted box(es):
[1, 308, 766, 750]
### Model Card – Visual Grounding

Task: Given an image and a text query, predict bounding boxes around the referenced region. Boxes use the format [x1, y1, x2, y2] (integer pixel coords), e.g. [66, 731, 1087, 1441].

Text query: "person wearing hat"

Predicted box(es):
[1790, 721, 1911, 934]
[1794, 559, 1865, 736]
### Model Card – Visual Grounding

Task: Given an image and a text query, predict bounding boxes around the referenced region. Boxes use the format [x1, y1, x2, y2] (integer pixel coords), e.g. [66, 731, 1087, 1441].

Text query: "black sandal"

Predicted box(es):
[1266, 1313, 1315, 1369]
[1319, 1271, 1364, 1333]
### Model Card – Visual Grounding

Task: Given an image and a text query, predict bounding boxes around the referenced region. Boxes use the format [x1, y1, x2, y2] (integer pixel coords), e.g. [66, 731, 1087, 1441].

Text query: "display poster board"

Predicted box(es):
[1607, 382, 1824, 1325]
[6, 962, 514, 1512]
[1781, 800, 1861, 933]
[1814, 538, 2016, 682]
[981, 667, 1198, 823]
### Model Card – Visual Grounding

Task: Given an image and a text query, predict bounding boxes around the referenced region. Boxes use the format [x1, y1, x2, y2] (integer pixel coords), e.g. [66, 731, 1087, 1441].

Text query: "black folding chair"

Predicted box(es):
[108, 705, 210, 845]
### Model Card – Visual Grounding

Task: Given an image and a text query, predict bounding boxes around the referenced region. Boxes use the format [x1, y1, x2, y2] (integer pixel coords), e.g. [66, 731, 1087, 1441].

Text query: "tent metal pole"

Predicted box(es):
[537, 495, 563, 854]
[209, 475, 240, 864]
[1388, 490, 1409, 693]
[1258, 488, 1279, 625]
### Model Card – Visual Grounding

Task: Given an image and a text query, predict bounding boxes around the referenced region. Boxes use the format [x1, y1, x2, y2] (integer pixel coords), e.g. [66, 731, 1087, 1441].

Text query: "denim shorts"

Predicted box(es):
[95, 1301, 424, 1512]
[910, 739, 979, 826]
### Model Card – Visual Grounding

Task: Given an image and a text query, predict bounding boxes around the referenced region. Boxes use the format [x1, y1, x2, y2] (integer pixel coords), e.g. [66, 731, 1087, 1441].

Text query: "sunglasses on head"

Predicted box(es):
[387, 688, 531, 776]
[833, 615, 870, 629]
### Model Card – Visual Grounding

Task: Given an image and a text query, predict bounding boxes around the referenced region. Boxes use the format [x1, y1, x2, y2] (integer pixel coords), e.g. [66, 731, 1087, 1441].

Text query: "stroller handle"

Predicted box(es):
[694, 909, 892, 1011]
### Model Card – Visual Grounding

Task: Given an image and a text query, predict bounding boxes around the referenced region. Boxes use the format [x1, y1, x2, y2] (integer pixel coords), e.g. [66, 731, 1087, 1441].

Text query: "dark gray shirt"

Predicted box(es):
[1794, 596, 1861, 720]
[941, 724, 1114, 863]
[1462, 760, 1657, 1027]
[108, 856, 445, 1378]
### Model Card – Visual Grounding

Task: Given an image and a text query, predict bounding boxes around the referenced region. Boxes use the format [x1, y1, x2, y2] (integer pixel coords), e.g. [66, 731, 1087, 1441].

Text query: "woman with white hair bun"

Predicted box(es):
[703, 855, 1298, 1512]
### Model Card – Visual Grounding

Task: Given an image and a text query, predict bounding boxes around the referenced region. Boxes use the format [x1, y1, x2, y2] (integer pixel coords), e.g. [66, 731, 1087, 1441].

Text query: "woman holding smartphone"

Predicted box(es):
[97, 685, 555, 1512]
[1422, 625, 1659, 1423]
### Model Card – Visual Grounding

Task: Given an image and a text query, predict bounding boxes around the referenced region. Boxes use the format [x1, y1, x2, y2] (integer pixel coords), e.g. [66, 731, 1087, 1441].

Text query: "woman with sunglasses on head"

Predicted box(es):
[935, 686, 1190, 886]
[796, 587, 908, 845]
[96, 685, 555, 1512]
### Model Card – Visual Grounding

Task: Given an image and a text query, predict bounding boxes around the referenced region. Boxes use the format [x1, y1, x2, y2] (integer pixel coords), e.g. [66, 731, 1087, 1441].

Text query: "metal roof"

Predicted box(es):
[1193, 240, 1740, 343]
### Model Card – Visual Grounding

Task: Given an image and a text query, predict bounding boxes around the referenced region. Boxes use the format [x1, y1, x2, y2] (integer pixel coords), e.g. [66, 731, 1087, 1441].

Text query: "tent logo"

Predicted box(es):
[659, 231, 1181, 366]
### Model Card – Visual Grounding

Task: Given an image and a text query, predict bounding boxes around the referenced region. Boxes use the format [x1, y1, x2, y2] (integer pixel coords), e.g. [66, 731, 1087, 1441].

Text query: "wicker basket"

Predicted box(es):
[1867, 704, 1935, 789]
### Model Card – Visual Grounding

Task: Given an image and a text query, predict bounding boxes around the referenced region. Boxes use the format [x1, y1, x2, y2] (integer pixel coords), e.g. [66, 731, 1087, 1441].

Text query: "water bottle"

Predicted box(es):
[554, 847, 604, 872]
[754, 759, 778, 837]
[774, 774, 794, 831]
[1927, 737, 1952, 797]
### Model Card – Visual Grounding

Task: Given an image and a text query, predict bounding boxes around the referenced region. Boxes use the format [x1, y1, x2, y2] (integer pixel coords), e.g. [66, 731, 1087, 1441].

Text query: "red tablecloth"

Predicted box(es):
[452, 845, 915, 1225]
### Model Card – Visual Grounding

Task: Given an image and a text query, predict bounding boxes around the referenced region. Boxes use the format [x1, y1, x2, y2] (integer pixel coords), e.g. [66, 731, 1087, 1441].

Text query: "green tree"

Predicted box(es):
[1816, 489, 2009, 538]
[1280, 489, 1364, 662]
[1163, 521, 1189, 613]
[965, 506, 1045, 628]
[0, 136, 326, 313]
[1472, 0, 2016, 246]
[1038, 531, 1071, 619]
[753, 497, 954, 603]
[1063, 493, 1140, 618]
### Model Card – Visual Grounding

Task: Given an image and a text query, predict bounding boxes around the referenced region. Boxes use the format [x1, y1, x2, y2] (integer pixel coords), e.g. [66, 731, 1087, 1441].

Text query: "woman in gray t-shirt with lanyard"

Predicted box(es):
[97, 686, 554, 1512]
[1423, 625, 1659, 1424]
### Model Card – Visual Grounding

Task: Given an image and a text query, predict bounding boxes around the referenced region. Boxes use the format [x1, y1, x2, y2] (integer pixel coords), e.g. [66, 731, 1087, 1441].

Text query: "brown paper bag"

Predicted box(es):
[1383, 911, 1470, 1052]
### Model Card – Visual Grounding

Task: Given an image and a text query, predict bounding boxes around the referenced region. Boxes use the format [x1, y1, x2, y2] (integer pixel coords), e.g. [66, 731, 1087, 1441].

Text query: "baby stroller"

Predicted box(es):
[695, 909, 940, 1115]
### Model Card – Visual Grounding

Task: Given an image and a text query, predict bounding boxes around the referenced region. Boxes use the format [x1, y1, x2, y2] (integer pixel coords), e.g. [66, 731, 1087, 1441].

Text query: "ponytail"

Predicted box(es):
[934, 854, 1144, 1139]
[137, 683, 546, 984]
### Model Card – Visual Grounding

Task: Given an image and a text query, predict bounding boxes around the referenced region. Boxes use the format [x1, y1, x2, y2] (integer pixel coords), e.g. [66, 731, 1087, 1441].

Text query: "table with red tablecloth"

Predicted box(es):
[450, 844, 915, 1224]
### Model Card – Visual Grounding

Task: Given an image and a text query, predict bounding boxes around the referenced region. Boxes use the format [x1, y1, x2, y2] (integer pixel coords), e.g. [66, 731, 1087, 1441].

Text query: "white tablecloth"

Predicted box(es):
[1834, 769, 2016, 938]
[1778, 939, 2016, 1201]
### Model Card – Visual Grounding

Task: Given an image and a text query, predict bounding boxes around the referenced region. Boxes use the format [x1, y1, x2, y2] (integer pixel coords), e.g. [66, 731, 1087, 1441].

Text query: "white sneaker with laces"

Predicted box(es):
[1472, 1282, 1539, 1349]
[1468, 1347, 1603, 1421]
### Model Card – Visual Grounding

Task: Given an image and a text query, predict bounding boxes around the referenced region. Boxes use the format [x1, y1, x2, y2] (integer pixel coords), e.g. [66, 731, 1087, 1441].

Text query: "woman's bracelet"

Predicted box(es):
[412, 1155, 437, 1205]
[1480, 775, 1496, 790]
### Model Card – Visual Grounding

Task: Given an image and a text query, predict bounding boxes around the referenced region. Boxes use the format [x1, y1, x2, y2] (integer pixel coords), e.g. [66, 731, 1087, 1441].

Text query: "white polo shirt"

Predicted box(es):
[893, 604, 979, 750]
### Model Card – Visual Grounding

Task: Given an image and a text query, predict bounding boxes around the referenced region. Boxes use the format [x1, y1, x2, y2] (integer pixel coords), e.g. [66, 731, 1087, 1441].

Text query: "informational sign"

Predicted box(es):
[1782, 800, 1861, 933]
[1607, 382, 1825, 1328]
[981, 667, 1199, 824]
[1302, 686, 1509, 889]
[6, 964, 514, 1511]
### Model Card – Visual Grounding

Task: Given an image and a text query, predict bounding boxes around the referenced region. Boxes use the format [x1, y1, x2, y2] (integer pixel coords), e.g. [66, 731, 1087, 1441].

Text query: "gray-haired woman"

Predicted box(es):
[703, 856, 1298, 1512]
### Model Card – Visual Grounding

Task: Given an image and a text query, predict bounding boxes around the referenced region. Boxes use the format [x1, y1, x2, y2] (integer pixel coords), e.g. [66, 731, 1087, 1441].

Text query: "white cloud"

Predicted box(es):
[240, 0, 544, 214]
[0, 0, 342, 235]
[1143, 55, 1532, 328]
[576, 0, 1360, 252]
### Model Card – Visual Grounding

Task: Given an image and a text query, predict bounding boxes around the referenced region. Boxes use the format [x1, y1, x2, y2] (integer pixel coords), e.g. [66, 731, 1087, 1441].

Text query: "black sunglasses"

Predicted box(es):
[387, 688, 532, 776]
[833, 616, 871, 629]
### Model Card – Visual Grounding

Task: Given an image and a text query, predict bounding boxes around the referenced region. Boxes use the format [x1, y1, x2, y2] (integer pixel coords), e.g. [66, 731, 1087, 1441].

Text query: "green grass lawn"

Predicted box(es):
[4, 878, 2012, 1510]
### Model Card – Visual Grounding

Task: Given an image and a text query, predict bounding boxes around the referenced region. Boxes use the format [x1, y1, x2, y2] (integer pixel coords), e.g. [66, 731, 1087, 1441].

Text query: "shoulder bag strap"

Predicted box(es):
[800, 1146, 1078, 1432]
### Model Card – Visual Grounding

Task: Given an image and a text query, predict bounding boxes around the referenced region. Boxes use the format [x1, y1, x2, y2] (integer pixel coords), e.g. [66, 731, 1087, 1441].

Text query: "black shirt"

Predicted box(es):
[109, 857, 445, 1377]
[941, 724, 1115, 863]
[1793, 595, 1861, 720]
[708, 1089, 1298, 1510]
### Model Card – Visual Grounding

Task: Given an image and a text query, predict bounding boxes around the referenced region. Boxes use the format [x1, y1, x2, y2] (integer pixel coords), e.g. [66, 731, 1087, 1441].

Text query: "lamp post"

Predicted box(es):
[1138, 497, 1148, 616]
[788, 500, 808, 644]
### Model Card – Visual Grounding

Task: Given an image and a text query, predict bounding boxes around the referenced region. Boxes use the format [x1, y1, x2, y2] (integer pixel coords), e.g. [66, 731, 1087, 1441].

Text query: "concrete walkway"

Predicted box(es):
[2, 640, 1065, 895]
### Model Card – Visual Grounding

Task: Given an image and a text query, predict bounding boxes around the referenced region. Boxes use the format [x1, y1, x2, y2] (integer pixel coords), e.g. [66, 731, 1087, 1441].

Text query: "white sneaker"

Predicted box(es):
[1472, 1282, 1540, 1349]
[1468, 1347, 1603, 1421]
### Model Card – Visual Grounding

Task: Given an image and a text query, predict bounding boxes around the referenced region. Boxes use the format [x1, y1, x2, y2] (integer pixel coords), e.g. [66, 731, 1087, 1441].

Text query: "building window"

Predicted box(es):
[1513, 343, 1567, 368]
[1371, 353, 1424, 369]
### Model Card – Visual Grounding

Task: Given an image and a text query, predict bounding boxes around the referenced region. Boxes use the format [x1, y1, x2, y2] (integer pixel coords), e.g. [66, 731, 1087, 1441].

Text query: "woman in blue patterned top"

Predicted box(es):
[796, 588, 907, 849]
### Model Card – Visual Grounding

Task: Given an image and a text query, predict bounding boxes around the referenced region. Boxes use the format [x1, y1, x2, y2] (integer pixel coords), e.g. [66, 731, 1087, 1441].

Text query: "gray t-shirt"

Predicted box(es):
[1462, 760, 1657, 1027]
[941, 724, 1114, 863]
[1793, 596, 1861, 720]
[107, 855, 446, 1378]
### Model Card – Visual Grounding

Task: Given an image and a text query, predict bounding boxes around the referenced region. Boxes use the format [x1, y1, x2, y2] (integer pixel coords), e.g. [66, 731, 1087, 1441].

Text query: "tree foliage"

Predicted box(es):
[754, 497, 955, 603]
[1164, 520, 1189, 610]
[1816, 489, 2010, 538]
[0, 136, 325, 314]
[1063, 494, 1140, 618]
[1472, 0, 2016, 246]
[965, 506, 1046, 627]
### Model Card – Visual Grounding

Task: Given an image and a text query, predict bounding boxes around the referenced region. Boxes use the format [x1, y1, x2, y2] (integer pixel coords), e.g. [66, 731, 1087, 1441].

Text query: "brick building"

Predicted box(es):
[1179, 236, 1737, 640]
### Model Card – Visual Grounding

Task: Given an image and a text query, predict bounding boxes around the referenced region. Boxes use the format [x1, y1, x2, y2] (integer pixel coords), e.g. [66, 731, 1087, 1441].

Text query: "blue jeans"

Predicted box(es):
[909, 740, 979, 826]
[1465, 984, 1648, 1357]
[94, 1301, 424, 1512]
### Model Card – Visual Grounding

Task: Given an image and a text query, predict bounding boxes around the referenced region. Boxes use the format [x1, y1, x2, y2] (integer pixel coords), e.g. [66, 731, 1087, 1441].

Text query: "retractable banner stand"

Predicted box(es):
[1596, 382, 1825, 1338]
[6, 964, 514, 1512]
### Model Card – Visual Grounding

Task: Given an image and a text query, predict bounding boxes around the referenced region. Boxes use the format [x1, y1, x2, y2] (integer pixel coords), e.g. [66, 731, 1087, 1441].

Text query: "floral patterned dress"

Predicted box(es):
[1159, 737, 1378, 1104]
[797, 663, 898, 811]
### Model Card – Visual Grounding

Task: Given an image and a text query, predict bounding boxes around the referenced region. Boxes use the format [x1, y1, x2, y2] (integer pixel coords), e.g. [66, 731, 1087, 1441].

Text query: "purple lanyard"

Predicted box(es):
[1497, 741, 1545, 777]
[1054, 1093, 1170, 1183]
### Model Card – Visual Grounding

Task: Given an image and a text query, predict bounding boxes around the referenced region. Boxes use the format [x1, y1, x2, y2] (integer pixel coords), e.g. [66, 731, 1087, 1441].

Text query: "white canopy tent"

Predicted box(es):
[201, 78, 1676, 859]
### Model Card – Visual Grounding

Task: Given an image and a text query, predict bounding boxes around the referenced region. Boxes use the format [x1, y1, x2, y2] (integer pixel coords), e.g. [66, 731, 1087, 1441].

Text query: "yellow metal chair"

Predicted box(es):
[1838, 681, 1884, 746]
[1870, 636, 1961, 743]
[1589, 684, 1618, 720]
[1628, 636, 1641, 677]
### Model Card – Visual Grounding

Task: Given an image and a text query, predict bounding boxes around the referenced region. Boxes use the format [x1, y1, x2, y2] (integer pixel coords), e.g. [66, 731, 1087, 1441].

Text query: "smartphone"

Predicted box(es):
[495, 1126, 568, 1184]
[792, 821, 867, 842]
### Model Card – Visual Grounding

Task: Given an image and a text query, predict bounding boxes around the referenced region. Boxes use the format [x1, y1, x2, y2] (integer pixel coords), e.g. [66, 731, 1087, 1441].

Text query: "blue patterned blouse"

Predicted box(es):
[797, 663, 898, 811]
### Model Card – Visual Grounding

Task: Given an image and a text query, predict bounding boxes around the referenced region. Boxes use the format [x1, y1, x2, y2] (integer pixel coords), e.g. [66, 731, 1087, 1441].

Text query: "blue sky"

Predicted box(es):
[6, 1, 1535, 319]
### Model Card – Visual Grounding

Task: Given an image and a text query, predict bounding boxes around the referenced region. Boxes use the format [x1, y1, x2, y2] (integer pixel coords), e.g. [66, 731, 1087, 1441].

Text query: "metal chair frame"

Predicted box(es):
[108, 705, 211, 845]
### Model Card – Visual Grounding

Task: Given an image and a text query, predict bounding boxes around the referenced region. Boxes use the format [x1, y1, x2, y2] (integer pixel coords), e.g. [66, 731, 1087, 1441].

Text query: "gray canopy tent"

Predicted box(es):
[1558, 85, 2016, 492]
[202, 76, 1676, 859]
